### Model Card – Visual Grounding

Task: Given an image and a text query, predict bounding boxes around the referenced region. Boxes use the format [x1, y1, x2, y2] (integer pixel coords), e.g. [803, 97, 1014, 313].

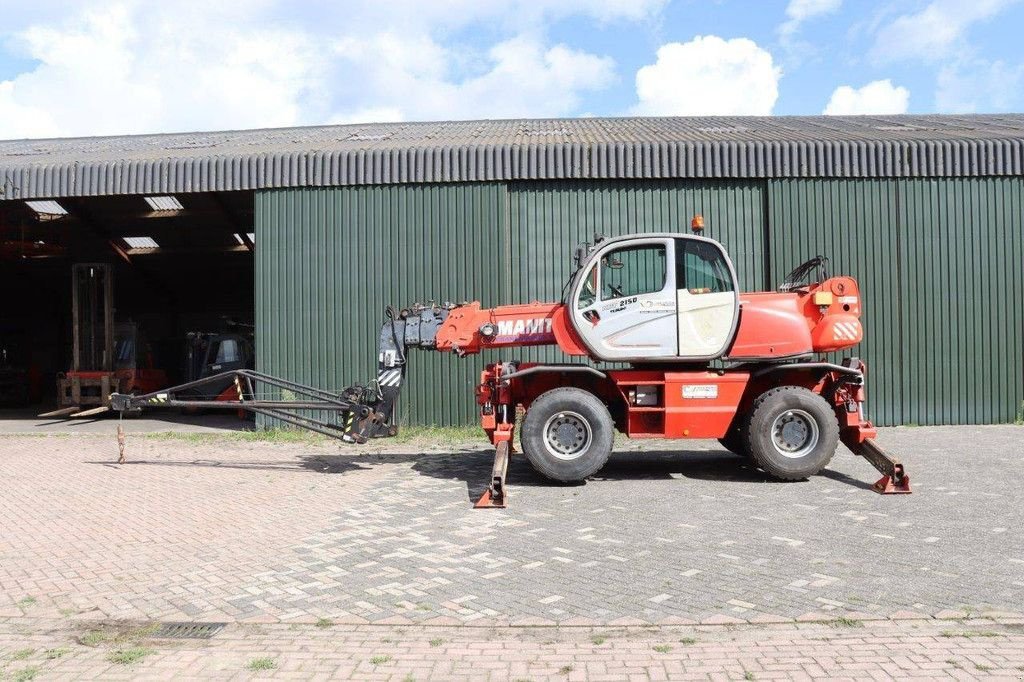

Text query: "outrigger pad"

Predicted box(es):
[874, 473, 912, 494]
[474, 488, 507, 509]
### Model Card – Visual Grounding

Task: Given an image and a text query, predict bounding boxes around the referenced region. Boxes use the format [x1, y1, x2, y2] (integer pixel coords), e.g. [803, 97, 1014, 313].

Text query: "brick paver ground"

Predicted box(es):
[1, 617, 1023, 680]
[2, 425, 1023, 678]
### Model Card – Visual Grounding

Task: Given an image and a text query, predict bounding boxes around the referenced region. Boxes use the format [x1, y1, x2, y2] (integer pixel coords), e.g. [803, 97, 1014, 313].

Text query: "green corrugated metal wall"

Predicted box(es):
[257, 177, 1024, 427]
[255, 184, 506, 426]
[897, 178, 1024, 425]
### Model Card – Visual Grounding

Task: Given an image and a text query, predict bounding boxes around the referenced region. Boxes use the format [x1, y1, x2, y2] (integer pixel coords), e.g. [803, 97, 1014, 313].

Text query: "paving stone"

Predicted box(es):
[1, 426, 1023, 639]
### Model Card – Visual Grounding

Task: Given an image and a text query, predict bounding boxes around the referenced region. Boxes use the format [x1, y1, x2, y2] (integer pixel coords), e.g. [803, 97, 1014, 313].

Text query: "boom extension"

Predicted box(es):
[111, 368, 378, 441]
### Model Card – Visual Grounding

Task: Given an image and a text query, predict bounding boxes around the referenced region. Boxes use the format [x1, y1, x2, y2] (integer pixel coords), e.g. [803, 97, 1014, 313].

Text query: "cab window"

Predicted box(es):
[677, 240, 733, 294]
[212, 339, 243, 364]
[577, 263, 598, 309]
[599, 244, 667, 300]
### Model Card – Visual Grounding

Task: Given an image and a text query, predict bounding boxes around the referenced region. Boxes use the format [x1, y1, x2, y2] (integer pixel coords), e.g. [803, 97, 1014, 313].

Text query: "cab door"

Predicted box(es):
[571, 237, 678, 360]
[675, 237, 739, 358]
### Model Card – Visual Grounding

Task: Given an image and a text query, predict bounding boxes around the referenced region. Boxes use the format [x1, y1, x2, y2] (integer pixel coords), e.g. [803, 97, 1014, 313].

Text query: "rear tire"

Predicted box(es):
[745, 386, 838, 480]
[521, 387, 614, 482]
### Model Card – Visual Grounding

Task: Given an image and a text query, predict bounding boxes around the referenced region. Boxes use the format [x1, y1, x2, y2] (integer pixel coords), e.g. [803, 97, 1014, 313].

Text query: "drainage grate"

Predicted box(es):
[152, 622, 227, 640]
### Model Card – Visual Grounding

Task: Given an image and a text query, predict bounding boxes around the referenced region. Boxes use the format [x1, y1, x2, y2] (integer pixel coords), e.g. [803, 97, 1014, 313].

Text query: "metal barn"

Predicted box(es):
[2, 115, 1022, 426]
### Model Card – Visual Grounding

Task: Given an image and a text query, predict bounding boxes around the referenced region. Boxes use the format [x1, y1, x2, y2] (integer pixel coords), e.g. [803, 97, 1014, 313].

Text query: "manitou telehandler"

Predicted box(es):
[113, 218, 910, 507]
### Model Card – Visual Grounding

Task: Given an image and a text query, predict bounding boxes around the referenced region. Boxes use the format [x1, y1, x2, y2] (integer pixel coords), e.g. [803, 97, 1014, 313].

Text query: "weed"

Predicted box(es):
[13, 667, 39, 682]
[15, 597, 36, 608]
[391, 425, 482, 446]
[58, 608, 77, 617]
[941, 630, 1002, 639]
[429, 638, 444, 647]
[370, 655, 393, 665]
[946, 659, 962, 670]
[652, 644, 672, 653]
[141, 425, 486, 448]
[975, 663, 992, 672]
[828, 617, 863, 628]
[107, 647, 153, 665]
[246, 657, 277, 671]
[79, 630, 108, 647]
[403, 675, 416, 682]
[43, 648, 70, 660]
[315, 618, 333, 629]
[590, 635, 606, 645]
[142, 429, 326, 446]
[679, 637, 697, 645]
[10, 649, 34, 661]
[744, 672, 756, 681]
[416, 603, 432, 611]
[559, 665, 574, 675]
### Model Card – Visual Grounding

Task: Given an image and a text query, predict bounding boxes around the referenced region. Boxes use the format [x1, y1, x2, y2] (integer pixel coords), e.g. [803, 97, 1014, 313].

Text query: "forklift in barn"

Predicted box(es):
[179, 322, 255, 406]
[40, 263, 168, 418]
[112, 217, 911, 507]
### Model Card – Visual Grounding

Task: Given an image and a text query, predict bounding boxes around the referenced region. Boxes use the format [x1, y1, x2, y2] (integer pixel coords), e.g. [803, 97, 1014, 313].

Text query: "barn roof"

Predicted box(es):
[2, 114, 1023, 199]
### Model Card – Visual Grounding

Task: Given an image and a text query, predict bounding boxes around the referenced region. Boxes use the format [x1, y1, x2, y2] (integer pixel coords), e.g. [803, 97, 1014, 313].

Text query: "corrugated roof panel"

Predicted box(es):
[2, 114, 1024, 199]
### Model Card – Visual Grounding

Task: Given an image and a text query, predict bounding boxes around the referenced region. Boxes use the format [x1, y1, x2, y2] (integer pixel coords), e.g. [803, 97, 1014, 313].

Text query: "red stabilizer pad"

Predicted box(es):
[874, 474, 912, 494]
[473, 489, 507, 509]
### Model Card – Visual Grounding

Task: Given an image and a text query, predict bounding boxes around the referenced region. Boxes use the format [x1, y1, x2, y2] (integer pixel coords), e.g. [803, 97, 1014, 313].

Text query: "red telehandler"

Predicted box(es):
[112, 219, 910, 507]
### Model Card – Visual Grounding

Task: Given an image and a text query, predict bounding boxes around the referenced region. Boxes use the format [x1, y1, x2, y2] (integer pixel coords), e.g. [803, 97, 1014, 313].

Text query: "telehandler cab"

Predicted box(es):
[113, 217, 910, 507]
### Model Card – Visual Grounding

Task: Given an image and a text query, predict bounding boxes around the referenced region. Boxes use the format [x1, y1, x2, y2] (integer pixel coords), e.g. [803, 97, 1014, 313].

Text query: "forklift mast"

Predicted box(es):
[72, 263, 114, 373]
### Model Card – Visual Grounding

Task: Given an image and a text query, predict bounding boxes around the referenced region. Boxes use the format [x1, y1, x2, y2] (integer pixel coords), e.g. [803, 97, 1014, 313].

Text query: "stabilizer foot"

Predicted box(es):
[843, 433, 912, 495]
[874, 465, 911, 494]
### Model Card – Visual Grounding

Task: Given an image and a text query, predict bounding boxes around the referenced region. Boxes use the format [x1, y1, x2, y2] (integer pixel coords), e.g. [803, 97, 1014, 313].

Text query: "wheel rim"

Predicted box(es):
[542, 411, 592, 461]
[770, 409, 819, 459]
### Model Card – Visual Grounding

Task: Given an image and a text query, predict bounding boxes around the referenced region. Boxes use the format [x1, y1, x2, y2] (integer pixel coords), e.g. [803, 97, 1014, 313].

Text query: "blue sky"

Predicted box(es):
[0, 0, 1022, 139]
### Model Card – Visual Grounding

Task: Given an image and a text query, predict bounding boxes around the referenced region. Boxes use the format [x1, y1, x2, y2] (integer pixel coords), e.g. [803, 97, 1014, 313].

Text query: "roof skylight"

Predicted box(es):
[25, 200, 68, 215]
[123, 236, 159, 249]
[144, 195, 184, 211]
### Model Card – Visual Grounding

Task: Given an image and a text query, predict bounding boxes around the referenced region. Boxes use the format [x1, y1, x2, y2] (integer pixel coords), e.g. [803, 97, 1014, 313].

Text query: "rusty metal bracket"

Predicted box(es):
[474, 440, 510, 508]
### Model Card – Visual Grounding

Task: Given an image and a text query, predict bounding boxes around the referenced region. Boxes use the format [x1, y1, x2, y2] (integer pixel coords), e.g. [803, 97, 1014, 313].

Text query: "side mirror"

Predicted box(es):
[573, 242, 591, 268]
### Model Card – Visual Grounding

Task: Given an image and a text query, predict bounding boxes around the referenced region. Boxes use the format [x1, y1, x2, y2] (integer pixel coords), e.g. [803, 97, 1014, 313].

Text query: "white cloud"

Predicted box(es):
[823, 79, 910, 115]
[0, 3, 325, 138]
[329, 34, 615, 122]
[779, 0, 842, 39]
[632, 36, 781, 116]
[0, 0, 648, 139]
[871, 0, 1019, 63]
[935, 59, 1024, 112]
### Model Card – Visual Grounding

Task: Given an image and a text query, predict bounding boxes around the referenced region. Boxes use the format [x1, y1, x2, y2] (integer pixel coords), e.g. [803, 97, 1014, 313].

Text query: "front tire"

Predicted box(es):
[520, 387, 614, 482]
[744, 386, 838, 480]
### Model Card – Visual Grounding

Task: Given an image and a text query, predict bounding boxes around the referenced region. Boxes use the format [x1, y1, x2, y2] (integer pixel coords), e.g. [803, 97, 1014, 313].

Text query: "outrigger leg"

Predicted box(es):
[842, 432, 911, 494]
[474, 440, 511, 508]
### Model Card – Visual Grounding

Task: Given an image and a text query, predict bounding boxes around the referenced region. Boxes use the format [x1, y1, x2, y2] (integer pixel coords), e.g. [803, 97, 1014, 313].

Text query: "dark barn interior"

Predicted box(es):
[0, 191, 254, 407]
